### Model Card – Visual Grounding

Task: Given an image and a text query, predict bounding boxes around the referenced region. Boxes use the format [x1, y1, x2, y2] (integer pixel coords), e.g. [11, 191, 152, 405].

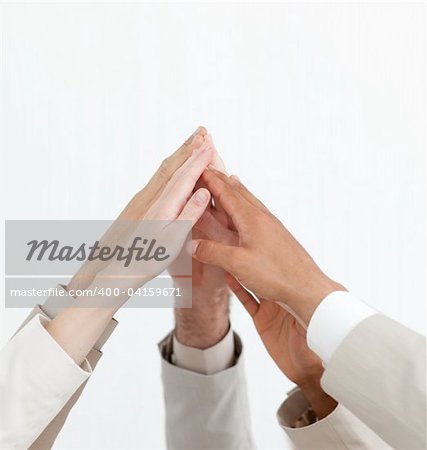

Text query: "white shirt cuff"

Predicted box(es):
[307, 291, 377, 364]
[172, 327, 235, 375]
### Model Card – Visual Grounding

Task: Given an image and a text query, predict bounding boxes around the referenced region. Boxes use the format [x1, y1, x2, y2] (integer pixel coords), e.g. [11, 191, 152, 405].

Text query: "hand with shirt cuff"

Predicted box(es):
[192, 168, 377, 360]
[192, 168, 344, 419]
[190, 167, 424, 450]
[228, 276, 337, 421]
[192, 168, 346, 327]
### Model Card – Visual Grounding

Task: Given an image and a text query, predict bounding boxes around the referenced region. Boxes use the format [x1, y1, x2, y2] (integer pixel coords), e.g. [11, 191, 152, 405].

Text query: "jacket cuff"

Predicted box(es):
[277, 388, 392, 449]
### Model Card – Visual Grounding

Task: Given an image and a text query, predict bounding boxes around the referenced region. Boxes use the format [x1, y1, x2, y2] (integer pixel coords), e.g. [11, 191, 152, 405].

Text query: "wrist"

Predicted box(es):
[299, 377, 338, 420]
[175, 292, 230, 349]
[280, 273, 346, 325]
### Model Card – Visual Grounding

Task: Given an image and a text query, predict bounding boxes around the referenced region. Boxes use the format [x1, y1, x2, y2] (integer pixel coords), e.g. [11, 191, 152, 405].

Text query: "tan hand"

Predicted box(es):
[228, 275, 323, 384]
[192, 169, 345, 325]
[228, 275, 338, 419]
[196, 201, 322, 382]
[195, 190, 338, 417]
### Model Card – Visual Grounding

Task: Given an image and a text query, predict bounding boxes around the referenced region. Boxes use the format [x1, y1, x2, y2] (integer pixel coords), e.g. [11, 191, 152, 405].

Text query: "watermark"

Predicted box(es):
[26, 237, 170, 266]
[5, 220, 193, 308]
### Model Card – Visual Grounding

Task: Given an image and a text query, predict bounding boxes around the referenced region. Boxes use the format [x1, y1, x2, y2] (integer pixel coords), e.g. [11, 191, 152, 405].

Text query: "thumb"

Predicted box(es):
[191, 239, 236, 272]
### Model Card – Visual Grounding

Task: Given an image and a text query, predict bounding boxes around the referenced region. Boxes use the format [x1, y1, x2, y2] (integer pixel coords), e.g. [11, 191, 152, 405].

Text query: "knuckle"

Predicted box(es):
[201, 241, 217, 261]
[202, 240, 214, 258]
[228, 247, 242, 269]
[158, 159, 170, 177]
[181, 140, 194, 157]
[215, 189, 229, 207]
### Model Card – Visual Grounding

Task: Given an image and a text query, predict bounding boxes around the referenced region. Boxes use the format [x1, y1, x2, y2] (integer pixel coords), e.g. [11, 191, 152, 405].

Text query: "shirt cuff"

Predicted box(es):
[172, 327, 235, 375]
[307, 291, 377, 364]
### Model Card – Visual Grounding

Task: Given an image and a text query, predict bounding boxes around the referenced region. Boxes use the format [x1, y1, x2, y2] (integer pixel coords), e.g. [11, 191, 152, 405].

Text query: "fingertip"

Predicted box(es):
[187, 239, 201, 256]
[199, 144, 216, 165]
[194, 187, 211, 205]
[211, 151, 228, 175]
[205, 165, 222, 175]
[193, 136, 212, 155]
[203, 134, 216, 151]
[201, 167, 216, 181]
[190, 134, 204, 153]
[197, 126, 207, 136]
[204, 143, 215, 156]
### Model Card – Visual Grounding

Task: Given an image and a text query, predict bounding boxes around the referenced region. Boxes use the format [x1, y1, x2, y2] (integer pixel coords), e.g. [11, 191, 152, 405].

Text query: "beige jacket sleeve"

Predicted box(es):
[320, 314, 426, 450]
[277, 387, 392, 449]
[0, 314, 91, 449]
[158, 331, 256, 450]
[1, 286, 117, 449]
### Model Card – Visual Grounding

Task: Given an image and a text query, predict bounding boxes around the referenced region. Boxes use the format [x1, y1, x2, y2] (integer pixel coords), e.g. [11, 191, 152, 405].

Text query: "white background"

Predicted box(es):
[0, 2, 425, 449]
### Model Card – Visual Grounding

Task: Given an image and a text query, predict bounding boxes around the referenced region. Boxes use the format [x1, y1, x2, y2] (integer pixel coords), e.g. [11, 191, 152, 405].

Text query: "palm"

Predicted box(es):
[252, 300, 323, 385]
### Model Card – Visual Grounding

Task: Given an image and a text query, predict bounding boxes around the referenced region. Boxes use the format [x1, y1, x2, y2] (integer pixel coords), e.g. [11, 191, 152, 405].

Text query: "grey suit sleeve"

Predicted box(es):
[14, 286, 118, 449]
[320, 314, 426, 450]
[159, 332, 256, 450]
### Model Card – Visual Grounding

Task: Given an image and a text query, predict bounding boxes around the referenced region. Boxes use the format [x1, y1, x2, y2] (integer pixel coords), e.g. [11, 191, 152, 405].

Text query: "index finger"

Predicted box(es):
[145, 126, 207, 194]
[151, 144, 215, 219]
[201, 169, 253, 231]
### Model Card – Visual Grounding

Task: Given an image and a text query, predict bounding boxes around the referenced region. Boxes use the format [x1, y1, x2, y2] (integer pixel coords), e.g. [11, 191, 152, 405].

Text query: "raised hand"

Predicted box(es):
[227, 275, 337, 419]
[46, 128, 216, 364]
[192, 169, 345, 325]
[68, 127, 209, 293]
[171, 137, 231, 349]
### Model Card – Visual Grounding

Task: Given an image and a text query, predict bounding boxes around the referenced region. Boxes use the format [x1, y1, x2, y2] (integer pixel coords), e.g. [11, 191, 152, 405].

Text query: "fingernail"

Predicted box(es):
[195, 189, 209, 204]
[188, 240, 200, 255]
[230, 174, 241, 183]
[192, 240, 201, 254]
[192, 138, 209, 156]
[199, 140, 208, 151]
[185, 127, 201, 145]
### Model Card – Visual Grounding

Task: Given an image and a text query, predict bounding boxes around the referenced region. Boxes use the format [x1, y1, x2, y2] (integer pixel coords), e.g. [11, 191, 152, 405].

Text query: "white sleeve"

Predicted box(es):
[172, 327, 235, 375]
[307, 291, 377, 363]
[0, 314, 91, 449]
